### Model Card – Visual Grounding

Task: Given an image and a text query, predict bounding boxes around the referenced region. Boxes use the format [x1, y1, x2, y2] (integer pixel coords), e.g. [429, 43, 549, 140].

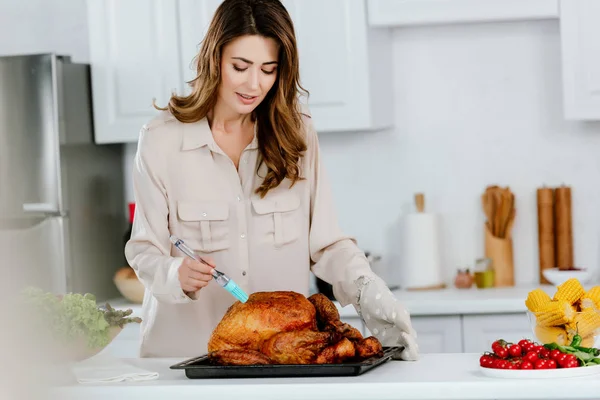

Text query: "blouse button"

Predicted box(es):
[202, 212, 207, 217]
[242, 271, 247, 276]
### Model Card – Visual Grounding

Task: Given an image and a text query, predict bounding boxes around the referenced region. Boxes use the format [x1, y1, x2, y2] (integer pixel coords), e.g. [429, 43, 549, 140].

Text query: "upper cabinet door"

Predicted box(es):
[560, 0, 600, 120]
[282, 0, 393, 132]
[177, 0, 222, 91]
[86, 0, 182, 144]
[87, 0, 393, 143]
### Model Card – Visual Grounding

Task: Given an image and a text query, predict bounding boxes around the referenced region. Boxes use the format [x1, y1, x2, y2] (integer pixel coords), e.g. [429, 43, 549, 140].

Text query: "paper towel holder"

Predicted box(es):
[400, 192, 447, 291]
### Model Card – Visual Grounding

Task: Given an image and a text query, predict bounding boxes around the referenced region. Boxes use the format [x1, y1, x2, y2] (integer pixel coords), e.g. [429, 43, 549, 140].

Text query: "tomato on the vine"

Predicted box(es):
[521, 342, 535, 353]
[523, 351, 539, 363]
[508, 344, 522, 357]
[556, 353, 568, 365]
[532, 345, 544, 354]
[518, 339, 531, 348]
[560, 358, 579, 368]
[549, 349, 562, 360]
[520, 361, 533, 370]
[480, 355, 495, 368]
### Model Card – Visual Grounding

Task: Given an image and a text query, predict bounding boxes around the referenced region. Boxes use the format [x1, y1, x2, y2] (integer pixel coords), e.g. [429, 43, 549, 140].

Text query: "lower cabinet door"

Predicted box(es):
[462, 313, 531, 353]
[410, 315, 463, 353]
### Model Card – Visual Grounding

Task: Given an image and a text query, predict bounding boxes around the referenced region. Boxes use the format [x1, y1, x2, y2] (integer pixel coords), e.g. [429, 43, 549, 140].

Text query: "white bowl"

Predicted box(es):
[542, 268, 591, 286]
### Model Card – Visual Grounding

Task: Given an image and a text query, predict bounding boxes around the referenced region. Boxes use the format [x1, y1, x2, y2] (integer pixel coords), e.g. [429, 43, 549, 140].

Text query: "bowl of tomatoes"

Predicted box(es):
[479, 337, 600, 378]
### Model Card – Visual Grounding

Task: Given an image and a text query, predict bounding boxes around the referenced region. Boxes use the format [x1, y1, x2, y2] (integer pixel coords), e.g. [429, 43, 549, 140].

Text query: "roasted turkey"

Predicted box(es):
[207, 291, 384, 365]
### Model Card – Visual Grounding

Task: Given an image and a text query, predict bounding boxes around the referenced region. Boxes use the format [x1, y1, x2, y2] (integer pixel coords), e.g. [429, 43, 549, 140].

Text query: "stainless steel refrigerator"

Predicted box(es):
[0, 53, 125, 300]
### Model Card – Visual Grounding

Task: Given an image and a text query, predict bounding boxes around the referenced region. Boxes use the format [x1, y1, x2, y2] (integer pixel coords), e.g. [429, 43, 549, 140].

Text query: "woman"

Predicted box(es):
[125, 0, 418, 361]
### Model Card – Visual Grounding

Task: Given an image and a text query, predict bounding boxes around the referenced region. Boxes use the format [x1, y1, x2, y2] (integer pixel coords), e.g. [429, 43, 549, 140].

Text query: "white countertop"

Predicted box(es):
[106, 284, 561, 319]
[49, 353, 600, 400]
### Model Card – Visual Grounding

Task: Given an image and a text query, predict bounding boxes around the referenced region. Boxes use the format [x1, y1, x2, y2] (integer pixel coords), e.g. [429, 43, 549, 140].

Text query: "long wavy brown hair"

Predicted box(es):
[155, 0, 308, 198]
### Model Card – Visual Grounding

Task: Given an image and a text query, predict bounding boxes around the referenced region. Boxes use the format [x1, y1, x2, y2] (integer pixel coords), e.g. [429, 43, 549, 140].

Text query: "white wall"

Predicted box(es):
[0, 0, 89, 62]
[318, 20, 600, 285]
[4, 1, 600, 287]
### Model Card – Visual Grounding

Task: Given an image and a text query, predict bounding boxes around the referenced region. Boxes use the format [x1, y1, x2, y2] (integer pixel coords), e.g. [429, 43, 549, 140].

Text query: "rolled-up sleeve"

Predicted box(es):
[124, 126, 193, 304]
[303, 113, 374, 307]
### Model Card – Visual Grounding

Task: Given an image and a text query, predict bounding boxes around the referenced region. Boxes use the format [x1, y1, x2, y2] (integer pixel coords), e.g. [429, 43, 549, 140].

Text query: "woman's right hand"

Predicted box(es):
[178, 257, 215, 293]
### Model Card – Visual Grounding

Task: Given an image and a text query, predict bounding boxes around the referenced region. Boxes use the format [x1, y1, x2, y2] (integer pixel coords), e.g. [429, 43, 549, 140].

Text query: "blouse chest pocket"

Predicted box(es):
[251, 193, 301, 248]
[176, 201, 230, 252]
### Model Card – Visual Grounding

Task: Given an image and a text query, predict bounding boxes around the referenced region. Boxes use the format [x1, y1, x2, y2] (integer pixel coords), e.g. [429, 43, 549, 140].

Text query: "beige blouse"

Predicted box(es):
[125, 108, 374, 358]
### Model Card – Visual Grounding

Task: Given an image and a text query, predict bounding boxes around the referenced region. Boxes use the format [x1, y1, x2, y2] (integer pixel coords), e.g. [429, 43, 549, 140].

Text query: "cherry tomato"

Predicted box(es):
[518, 339, 531, 348]
[563, 354, 578, 365]
[524, 351, 539, 363]
[493, 346, 508, 359]
[507, 363, 518, 369]
[545, 359, 557, 369]
[539, 348, 550, 359]
[532, 345, 544, 354]
[534, 359, 547, 369]
[520, 361, 534, 370]
[556, 353, 568, 365]
[480, 355, 496, 368]
[549, 349, 562, 360]
[563, 359, 579, 368]
[497, 360, 510, 369]
[507, 344, 522, 357]
[522, 343, 535, 353]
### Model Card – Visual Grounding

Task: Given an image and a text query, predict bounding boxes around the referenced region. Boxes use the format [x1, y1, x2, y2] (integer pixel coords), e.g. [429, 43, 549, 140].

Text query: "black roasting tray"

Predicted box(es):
[170, 346, 404, 379]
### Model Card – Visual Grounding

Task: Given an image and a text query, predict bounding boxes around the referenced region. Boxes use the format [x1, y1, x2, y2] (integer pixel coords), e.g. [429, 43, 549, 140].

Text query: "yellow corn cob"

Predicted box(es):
[553, 278, 585, 305]
[581, 335, 596, 347]
[570, 308, 600, 338]
[525, 289, 552, 312]
[535, 300, 576, 327]
[580, 286, 600, 311]
[534, 325, 568, 345]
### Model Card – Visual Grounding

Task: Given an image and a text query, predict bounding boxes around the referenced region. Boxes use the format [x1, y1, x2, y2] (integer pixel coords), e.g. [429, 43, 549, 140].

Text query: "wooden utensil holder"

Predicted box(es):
[484, 223, 514, 287]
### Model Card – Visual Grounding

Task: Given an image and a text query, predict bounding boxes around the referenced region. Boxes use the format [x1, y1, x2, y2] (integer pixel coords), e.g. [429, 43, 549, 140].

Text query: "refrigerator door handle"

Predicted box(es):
[22, 202, 61, 214]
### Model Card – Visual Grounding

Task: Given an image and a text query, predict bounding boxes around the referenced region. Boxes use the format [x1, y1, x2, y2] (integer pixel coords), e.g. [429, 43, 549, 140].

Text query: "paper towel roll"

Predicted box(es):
[398, 213, 444, 290]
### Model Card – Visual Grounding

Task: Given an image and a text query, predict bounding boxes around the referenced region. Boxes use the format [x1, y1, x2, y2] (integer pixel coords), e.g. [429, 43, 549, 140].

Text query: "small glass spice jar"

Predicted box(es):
[474, 257, 495, 289]
[454, 268, 474, 289]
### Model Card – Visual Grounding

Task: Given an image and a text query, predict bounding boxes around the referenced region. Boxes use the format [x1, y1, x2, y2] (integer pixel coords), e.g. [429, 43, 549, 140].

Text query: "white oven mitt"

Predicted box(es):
[354, 275, 419, 361]
[72, 352, 159, 384]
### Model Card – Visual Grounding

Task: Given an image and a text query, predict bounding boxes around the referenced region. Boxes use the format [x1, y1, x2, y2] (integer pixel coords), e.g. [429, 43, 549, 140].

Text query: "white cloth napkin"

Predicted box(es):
[72, 352, 159, 384]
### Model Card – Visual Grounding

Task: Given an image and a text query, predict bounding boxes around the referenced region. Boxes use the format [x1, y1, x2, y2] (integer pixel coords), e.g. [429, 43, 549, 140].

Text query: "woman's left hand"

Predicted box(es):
[356, 275, 419, 361]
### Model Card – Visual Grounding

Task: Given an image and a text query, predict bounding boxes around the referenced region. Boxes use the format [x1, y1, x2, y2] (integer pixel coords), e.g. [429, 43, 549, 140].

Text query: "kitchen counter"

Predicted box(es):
[49, 353, 600, 400]
[106, 284, 564, 319]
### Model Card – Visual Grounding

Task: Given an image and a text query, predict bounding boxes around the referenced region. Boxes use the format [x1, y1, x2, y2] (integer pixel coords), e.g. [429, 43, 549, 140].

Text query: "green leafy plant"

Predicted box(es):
[21, 287, 142, 349]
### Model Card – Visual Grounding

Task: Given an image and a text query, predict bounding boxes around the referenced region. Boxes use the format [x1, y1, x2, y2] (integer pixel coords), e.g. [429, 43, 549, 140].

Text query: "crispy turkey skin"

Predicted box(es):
[207, 291, 317, 353]
[207, 291, 384, 365]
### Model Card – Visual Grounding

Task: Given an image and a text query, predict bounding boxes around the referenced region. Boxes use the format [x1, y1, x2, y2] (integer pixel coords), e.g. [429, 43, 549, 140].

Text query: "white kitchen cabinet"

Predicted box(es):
[409, 316, 463, 353]
[559, 0, 600, 120]
[86, 0, 184, 144]
[177, 0, 222, 88]
[462, 313, 531, 353]
[367, 0, 559, 27]
[87, 0, 393, 143]
[177, 0, 394, 133]
[280, 0, 393, 133]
